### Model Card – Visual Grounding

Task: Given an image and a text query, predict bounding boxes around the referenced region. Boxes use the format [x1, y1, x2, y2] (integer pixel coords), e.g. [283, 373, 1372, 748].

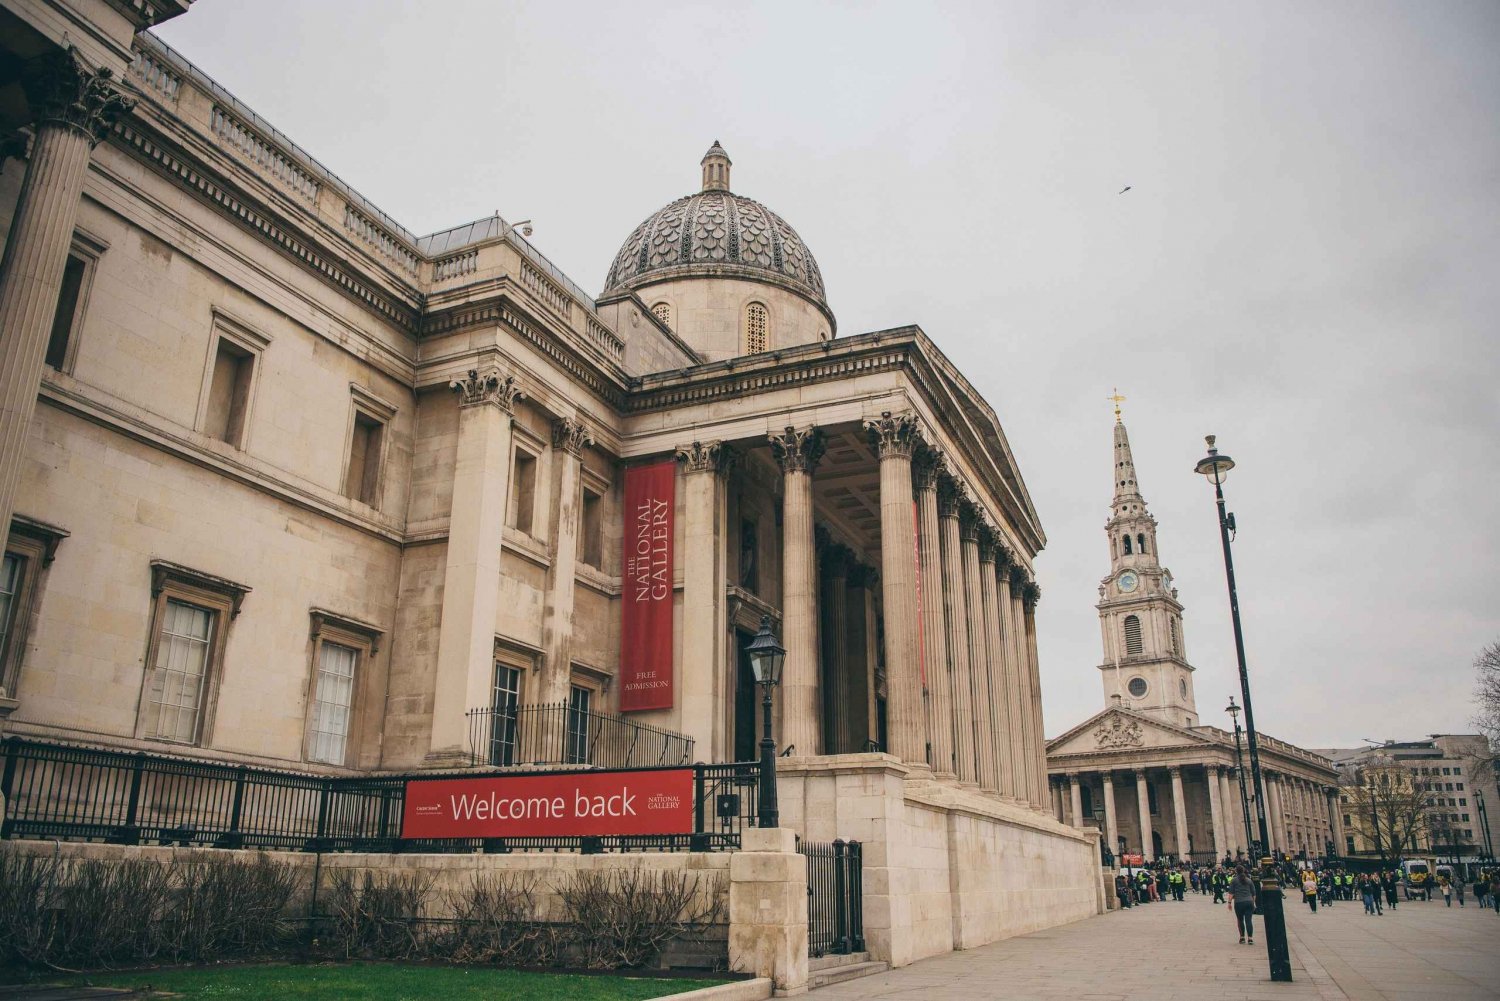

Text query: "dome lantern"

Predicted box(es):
[701, 140, 732, 192]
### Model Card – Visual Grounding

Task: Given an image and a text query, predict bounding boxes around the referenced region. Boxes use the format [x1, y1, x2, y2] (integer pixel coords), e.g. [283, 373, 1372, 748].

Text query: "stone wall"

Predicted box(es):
[777, 754, 1101, 967]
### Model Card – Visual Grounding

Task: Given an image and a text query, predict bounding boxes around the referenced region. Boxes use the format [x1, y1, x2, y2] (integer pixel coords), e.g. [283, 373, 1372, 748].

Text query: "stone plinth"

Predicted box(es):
[729, 827, 809, 997]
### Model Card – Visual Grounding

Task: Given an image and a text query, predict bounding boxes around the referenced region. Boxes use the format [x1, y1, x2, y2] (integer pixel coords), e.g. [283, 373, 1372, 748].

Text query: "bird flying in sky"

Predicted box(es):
[1118, 186, 1132, 194]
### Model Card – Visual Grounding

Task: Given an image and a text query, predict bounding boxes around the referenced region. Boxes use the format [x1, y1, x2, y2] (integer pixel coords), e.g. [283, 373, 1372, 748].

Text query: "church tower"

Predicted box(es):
[1096, 403, 1198, 726]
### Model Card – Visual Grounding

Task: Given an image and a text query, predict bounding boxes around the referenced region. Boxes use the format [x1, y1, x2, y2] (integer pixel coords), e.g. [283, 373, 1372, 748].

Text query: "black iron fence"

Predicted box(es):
[800, 838, 864, 957]
[467, 703, 694, 769]
[0, 738, 756, 854]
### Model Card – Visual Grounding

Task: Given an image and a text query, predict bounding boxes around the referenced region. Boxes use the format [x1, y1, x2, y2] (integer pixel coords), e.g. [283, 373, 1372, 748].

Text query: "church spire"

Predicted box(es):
[1111, 416, 1147, 519]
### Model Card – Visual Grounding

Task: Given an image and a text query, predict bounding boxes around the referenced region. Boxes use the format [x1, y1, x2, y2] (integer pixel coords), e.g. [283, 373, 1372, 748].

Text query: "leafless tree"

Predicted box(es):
[1346, 759, 1427, 862]
[1473, 639, 1500, 745]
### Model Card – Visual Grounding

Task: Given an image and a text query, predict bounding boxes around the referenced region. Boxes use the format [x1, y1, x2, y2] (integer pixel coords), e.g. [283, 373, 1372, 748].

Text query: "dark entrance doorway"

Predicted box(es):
[1151, 830, 1164, 859]
[734, 629, 757, 762]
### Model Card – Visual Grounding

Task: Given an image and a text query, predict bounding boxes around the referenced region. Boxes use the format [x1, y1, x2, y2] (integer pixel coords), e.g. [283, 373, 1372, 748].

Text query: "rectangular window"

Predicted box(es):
[565, 684, 592, 764]
[45, 256, 87, 371]
[1462, 813, 1469, 822]
[1345, 836, 1355, 854]
[204, 338, 254, 446]
[508, 450, 537, 533]
[488, 664, 522, 766]
[142, 598, 214, 743]
[580, 487, 603, 568]
[1457, 782, 1464, 790]
[0, 554, 21, 671]
[1460, 798, 1467, 806]
[344, 411, 386, 507]
[307, 641, 357, 764]
[1443, 767, 1451, 775]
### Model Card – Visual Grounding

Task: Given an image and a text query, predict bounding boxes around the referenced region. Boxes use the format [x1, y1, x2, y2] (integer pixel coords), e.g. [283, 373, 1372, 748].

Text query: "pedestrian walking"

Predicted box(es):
[1382, 871, 1398, 910]
[1361, 876, 1377, 915]
[1440, 877, 1452, 907]
[1454, 877, 1464, 907]
[1302, 870, 1318, 913]
[1228, 864, 1256, 945]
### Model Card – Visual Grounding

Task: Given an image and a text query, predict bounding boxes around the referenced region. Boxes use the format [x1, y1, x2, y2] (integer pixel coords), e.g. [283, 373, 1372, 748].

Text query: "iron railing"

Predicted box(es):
[0, 738, 754, 854]
[466, 703, 694, 770]
[800, 839, 864, 957]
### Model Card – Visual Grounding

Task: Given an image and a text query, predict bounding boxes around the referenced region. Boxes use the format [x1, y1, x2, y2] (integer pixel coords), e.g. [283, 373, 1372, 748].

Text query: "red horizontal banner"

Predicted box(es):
[401, 768, 695, 839]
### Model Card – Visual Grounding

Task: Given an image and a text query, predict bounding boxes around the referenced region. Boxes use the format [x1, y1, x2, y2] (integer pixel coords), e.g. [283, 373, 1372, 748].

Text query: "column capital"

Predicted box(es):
[552, 417, 594, 457]
[675, 439, 734, 475]
[1134, 767, 1150, 780]
[768, 425, 825, 474]
[820, 541, 855, 579]
[958, 499, 981, 542]
[1101, 769, 1115, 783]
[847, 563, 879, 589]
[936, 474, 966, 518]
[977, 522, 998, 563]
[22, 49, 135, 148]
[451, 366, 523, 413]
[912, 443, 946, 491]
[992, 537, 1013, 571]
[1168, 765, 1182, 777]
[863, 410, 922, 459]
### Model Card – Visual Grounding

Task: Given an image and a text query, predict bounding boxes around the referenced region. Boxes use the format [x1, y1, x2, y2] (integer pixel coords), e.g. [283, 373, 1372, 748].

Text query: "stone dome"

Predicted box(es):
[602, 143, 829, 316]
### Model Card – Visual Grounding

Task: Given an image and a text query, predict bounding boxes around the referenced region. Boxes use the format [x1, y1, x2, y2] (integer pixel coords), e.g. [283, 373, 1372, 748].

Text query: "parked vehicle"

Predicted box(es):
[1402, 859, 1434, 900]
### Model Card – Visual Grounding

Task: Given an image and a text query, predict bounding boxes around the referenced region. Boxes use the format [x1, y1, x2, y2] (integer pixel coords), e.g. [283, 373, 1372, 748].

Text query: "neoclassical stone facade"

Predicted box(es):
[1046, 417, 1339, 861]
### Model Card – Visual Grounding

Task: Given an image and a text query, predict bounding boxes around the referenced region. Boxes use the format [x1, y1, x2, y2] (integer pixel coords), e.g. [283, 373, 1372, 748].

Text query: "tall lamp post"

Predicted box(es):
[1196, 435, 1291, 982]
[746, 616, 786, 829]
[1477, 789, 1494, 861]
[1226, 697, 1255, 858]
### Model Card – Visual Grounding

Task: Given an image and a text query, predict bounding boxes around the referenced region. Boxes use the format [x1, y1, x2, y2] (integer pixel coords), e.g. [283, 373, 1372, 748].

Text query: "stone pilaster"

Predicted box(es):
[937, 478, 976, 785]
[769, 425, 824, 755]
[1102, 770, 1119, 854]
[976, 528, 1010, 796]
[958, 503, 990, 788]
[1169, 765, 1190, 858]
[1327, 787, 1345, 854]
[430, 367, 523, 761]
[1136, 769, 1154, 859]
[0, 51, 135, 555]
[676, 440, 733, 757]
[864, 411, 927, 769]
[536, 417, 594, 707]
[914, 447, 954, 778]
[818, 543, 852, 754]
[1206, 765, 1226, 859]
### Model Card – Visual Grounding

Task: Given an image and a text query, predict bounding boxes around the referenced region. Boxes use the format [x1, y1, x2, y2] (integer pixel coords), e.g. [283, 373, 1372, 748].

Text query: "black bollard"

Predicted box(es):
[1258, 857, 1292, 982]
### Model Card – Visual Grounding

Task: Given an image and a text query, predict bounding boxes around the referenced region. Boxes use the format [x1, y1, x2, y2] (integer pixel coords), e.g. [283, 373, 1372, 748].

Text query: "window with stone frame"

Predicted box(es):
[304, 610, 381, 766]
[744, 302, 768, 354]
[343, 387, 397, 509]
[0, 519, 68, 701]
[508, 446, 539, 534]
[1123, 614, 1143, 656]
[579, 484, 604, 569]
[650, 301, 672, 329]
[197, 310, 269, 450]
[565, 683, 593, 764]
[136, 561, 249, 745]
[43, 233, 104, 375]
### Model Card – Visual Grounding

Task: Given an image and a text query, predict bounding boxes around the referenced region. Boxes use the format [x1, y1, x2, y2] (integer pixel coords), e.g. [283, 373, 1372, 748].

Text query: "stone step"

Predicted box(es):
[808, 960, 888, 990]
[809, 951, 870, 972]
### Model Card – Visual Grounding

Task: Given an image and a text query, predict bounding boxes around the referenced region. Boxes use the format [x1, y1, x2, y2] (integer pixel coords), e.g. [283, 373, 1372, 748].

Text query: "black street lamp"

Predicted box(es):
[1226, 697, 1255, 858]
[1196, 435, 1291, 982]
[746, 616, 786, 829]
[1477, 790, 1494, 861]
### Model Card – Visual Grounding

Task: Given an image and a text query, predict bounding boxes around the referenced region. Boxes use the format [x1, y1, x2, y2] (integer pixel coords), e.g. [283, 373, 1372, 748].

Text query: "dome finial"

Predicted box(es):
[701, 140, 732, 192]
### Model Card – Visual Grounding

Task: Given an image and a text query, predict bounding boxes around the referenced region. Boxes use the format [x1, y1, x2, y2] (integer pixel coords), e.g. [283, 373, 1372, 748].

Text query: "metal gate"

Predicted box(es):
[800, 838, 864, 957]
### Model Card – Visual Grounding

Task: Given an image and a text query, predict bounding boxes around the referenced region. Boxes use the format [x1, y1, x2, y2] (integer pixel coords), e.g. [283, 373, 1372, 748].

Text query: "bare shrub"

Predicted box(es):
[557, 868, 724, 969]
[162, 853, 298, 961]
[320, 868, 434, 960]
[443, 871, 557, 966]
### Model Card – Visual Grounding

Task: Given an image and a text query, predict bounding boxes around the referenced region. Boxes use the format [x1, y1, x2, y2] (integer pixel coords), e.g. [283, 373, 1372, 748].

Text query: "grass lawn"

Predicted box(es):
[62, 962, 731, 1000]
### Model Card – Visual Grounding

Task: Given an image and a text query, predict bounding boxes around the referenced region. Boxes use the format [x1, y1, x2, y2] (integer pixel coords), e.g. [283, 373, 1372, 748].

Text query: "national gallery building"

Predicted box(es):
[1045, 418, 1340, 862]
[0, 0, 1099, 968]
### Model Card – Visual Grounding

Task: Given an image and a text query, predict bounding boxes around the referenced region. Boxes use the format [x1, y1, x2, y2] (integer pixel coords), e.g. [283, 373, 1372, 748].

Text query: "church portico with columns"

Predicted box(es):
[1046, 413, 1338, 862]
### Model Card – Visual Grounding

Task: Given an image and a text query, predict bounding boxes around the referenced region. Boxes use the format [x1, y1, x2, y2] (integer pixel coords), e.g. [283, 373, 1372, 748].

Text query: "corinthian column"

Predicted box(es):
[431, 367, 523, 761]
[959, 503, 993, 789]
[1102, 770, 1120, 853]
[914, 448, 954, 778]
[769, 425, 824, 755]
[1136, 769, 1154, 859]
[819, 543, 852, 754]
[1207, 765, 1226, 859]
[977, 527, 1011, 796]
[938, 478, 977, 784]
[675, 440, 733, 757]
[863, 411, 928, 768]
[1169, 766, 1190, 859]
[1020, 575, 1048, 807]
[992, 544, 1027, 801]
[0, 50, 135, 547]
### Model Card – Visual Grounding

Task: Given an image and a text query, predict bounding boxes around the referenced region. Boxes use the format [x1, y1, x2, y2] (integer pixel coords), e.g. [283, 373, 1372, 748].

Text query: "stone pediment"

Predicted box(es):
[1047, 707, 1218, 759]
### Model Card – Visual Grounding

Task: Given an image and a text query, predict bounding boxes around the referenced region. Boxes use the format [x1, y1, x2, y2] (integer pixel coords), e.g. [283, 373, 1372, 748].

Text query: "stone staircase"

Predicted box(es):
[808, 951, 887, 990]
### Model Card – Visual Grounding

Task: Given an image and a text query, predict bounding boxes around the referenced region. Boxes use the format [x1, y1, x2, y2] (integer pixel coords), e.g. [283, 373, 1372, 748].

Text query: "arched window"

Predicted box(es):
[1137, 533, 1147, 554]
[651, 301, 672, 329]
[1123, 614, 1143, 655]
[745, 302, 768, 354]
[1122, 535, 1132, 555]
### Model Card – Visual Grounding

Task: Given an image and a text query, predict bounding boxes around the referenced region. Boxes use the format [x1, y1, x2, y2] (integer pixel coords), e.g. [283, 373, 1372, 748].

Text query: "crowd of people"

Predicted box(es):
[1111, 855, 1500, 945]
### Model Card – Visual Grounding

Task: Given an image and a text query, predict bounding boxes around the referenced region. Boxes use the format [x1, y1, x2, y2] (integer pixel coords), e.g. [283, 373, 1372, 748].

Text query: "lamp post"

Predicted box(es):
[1477, 790, 1494, 861]
[1226, 697, 1255, 858]
[1196, 435, 1291, 982]
[746, 616, 786, 829]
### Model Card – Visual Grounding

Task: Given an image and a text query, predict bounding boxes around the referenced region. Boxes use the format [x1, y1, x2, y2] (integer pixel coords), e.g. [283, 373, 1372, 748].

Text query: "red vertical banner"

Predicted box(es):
[913, 501, 926, 689]
[620, 460, 676, 711]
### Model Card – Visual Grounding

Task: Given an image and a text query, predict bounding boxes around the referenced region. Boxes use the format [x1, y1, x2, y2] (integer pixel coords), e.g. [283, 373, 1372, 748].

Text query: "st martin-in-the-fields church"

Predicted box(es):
[1046, 411, 1340, 862]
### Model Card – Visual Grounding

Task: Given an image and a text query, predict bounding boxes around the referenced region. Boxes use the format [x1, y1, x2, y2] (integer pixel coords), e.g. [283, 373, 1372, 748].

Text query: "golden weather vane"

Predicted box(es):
[1108, 388, 1126, 420]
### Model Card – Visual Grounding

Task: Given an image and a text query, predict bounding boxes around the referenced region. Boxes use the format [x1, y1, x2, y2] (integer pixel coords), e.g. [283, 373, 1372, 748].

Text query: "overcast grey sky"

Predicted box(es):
[157, 1, 1500, 750]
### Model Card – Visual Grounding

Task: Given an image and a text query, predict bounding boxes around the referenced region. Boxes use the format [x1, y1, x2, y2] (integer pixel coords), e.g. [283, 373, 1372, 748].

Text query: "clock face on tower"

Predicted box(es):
[1117, 571, 1139, 593]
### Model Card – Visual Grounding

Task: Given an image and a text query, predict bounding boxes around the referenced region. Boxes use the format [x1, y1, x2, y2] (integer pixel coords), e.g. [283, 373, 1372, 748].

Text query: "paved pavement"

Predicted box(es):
[812, 890, 1500, 1000]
